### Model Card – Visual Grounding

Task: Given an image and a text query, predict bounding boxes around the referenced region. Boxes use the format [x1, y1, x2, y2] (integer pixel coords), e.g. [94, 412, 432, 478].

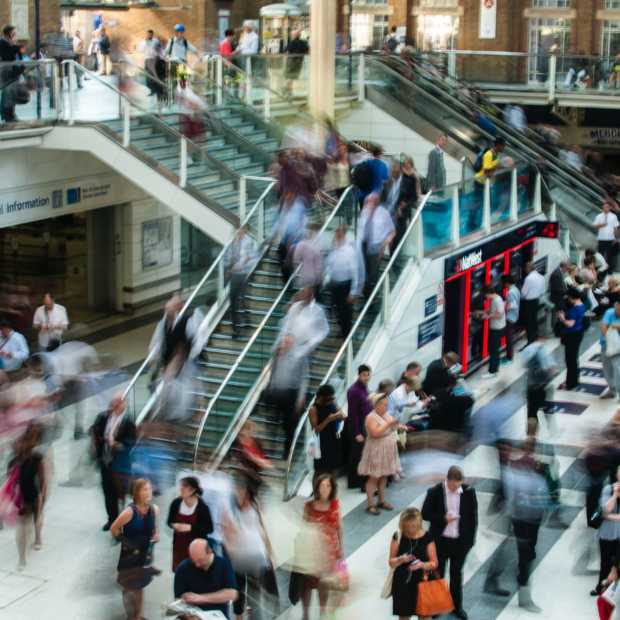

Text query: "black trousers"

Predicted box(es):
[599, 539, 620, 586]
[505, 321, 517, 360]
[599, 239, 617, 273]
[488, 328, 502, 374]
[330, 280, 353, 338]
[363, 251, 381, 299]
[277, 242, 292, 284]
[513, 519, 541, 586]
[437, 537, 469, 611]
[269, 388, 299, 458]
[346, 435, 365, 490]
[521, 299, 539, 344]
[100, 464, 124, 525]
[229, 272, 248, 333]
[563, 330, 583, 389]
[526, 385, 547, 419]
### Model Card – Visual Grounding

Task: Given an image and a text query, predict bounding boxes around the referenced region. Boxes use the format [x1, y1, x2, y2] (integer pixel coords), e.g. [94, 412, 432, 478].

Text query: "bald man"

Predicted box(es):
[174, 539, 237, 617]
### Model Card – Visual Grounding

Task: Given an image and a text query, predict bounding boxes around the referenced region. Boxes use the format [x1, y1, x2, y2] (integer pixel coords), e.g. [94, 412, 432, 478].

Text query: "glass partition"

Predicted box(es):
[422, 188, 453, 252]
[490, 169, 512, 224]
[458, 178, 484, 236]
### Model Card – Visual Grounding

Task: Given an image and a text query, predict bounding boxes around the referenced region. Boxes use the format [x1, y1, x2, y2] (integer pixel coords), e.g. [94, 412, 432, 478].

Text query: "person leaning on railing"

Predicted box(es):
[0, 24, 22, 123]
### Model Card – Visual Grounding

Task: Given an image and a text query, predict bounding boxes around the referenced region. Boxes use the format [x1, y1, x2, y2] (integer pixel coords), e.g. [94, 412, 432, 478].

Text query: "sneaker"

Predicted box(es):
[601, 388, 617, 399]
[481, 372, 498, 379]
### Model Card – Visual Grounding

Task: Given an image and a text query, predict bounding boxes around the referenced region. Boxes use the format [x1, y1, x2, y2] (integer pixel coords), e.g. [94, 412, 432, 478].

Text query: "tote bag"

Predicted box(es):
[380, 531, 401, 599]
[306, 431, 321, 460]
[606, 328, 620, 358]
[416, 572, 455, 617]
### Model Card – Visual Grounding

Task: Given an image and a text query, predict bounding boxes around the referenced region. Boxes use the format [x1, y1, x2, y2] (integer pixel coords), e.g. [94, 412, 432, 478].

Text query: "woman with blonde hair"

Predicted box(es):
[111, 478, 160, 620]
[389, 507, 438, 620]
[358, 393, 405, 514]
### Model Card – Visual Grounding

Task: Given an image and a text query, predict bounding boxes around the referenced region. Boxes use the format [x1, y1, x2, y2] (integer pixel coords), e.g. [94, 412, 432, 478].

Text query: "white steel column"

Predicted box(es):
[309, 0, 336, 119]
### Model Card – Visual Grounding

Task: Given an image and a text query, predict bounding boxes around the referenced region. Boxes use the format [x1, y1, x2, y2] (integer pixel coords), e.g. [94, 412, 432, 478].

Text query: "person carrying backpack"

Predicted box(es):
[351, 145, 388, 208]
[165, 24, 197, 83]
[474, 136, 507, 182]
[383, 26, 399, 54]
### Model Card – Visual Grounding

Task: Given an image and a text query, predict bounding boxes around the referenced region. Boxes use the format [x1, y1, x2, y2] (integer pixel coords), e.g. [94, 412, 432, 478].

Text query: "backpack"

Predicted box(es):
[166, 38, 188, 55]
[473, 149, 487, 173]
[385, 36, 398, 53]
[351, 160, 374, 193]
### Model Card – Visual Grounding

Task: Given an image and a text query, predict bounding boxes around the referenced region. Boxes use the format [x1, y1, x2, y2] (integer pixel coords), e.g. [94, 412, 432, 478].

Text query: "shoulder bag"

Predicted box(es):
[380, 530, 401, 599]
[416, 570, 455, 617]
[606, 326, 620, 358]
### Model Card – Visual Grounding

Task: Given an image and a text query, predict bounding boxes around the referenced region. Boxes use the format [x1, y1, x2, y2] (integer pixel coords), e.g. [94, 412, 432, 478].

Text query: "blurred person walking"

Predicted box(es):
[520, 261, 546, 344]
[225, 475, 278, 620]
[325, 225, 360, 339]
[268, 287, 329, 458]
[594, 201, 619, 272]
[225, 225, 257, 338]
[358, 193, 395, 299]
[293, 223, 324, 298]
[359, 393, 403, 515]
[503, 274, 520, 362]
[167, 476, 214, 571]
[387, 507, 439, 620]
[352, 145, 389, 207]
[139, 29, 163, 97]
[270, 191, 307, 283]
[427, 135, 447, 191]
[309, 384, 346, 478]
[91, 395, 136, 531]
[32, 292, 68, 352]
[0, 25, 20, 123]
[284, 30, 309, 95]
[558, 288, 586, 390]
[345, 364, 372, 490]
[522, 339, 555, 433]
[301, 474, 347, 620]
[111, 478, 160, 620]
[601, 299, 620, 399]
[9, 423, 47, 569]
[422, 466, 478, 620]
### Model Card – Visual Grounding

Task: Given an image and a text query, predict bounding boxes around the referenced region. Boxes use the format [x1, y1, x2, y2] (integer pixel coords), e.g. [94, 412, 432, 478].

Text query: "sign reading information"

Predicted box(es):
[479, 0, 497, 39]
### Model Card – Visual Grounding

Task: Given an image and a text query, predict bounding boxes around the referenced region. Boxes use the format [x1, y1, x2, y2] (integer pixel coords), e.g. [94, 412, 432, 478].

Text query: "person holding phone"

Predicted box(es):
[389, 507, 438, 620]
[309, 384, 346, 478]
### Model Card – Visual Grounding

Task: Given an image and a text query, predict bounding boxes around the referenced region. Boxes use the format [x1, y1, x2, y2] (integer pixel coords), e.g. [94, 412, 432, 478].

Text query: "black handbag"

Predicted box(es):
[10, 82, 30, 105]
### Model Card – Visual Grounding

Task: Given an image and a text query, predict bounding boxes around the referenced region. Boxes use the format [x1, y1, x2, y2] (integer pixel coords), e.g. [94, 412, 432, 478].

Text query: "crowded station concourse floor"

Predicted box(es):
[0, 325, 612, 620]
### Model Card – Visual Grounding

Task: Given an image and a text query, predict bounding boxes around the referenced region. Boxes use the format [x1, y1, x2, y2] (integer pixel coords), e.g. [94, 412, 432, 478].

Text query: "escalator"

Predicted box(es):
[364, 55, 609, 248]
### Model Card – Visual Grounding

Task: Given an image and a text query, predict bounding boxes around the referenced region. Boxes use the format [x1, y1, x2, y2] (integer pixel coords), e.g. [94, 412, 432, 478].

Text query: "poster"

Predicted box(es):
[142, 217, 173, 270]
[11, 0, 29, 40]
[479, 0, 497, 40]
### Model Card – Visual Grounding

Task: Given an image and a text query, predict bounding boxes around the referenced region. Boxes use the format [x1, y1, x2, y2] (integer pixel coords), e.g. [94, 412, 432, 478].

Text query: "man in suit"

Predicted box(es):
[422, 466, 478, 620]
[549, 260, 568, 312]
[426, 134, 448, 191]
[91, 395, 136, 530]
[422, 351, 459, 397]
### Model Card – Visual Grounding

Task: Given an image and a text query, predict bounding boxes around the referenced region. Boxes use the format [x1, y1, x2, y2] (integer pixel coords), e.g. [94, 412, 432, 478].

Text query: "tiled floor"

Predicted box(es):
[0, 336, 614, 619]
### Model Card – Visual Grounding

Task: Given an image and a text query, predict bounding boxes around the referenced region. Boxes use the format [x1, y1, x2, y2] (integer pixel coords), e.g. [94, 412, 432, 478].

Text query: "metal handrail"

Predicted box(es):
[121, 177, 276, 404]
[283, 190, 433, 498]
[202, 185, 356, 469]
[369, 56, 609, 206]
[60, 59, 239, 184]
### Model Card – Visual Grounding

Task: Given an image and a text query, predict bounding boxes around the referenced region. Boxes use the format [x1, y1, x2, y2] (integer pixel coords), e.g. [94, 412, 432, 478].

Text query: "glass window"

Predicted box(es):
[605, 0, 620, 9]
[532, 0, 571, 7]
[528, 16, 571, 81]
[420, 0, 458, 6]
[602, 20, 620, 58]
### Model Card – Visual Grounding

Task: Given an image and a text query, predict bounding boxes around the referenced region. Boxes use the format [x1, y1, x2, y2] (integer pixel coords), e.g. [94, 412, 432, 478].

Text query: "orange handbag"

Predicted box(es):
[416, 572, 454, 617]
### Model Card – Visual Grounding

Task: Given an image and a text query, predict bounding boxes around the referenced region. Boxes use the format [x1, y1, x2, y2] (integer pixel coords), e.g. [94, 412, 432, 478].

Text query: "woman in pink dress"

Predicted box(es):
[358, 393, 404, 515]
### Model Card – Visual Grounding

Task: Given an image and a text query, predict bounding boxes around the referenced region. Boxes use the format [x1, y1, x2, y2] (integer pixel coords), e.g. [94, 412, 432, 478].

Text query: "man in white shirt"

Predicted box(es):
[594, 201, 619, 271]
[520, 262, 546, 344]
[139, 29, 162, 95]
[0, 318, 29, 376]
[358, 193, 395, 299]
[481, 285, 506, 378]
[33, 293, 69, 352]
[388, 376, 427, 423]
[236, 23, 259, 56]
[326, 226, 359, 338]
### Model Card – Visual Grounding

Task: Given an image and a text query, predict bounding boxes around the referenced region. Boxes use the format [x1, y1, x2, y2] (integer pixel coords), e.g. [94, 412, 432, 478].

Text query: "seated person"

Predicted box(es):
[174, 538, 238, 618]
[0, 317, 29, 381]
[422, 351, 459, 396]
[388, 376, 430, 430]
[428, 374, 474, 435]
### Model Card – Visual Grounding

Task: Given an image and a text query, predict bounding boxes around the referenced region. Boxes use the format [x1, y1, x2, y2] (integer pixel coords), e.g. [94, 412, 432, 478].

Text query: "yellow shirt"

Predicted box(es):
[475, 149, 499, 180]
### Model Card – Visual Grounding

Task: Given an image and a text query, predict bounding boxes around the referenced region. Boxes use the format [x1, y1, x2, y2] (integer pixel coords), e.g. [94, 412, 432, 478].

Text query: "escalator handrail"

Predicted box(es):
[197, 185, 356, 469]
[283, 191, 433, 500]
[372, 55, 609, 206]
[121, 178, 276, 405]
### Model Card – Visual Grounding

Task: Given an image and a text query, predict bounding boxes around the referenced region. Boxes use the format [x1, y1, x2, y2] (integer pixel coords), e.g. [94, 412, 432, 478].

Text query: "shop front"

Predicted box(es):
[442, 220, 559, 374]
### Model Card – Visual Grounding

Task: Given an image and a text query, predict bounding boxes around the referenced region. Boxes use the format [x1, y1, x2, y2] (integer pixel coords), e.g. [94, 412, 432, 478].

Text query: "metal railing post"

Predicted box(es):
[245, 56, 253, 105]
[509, 168, 518, 222]
[122, 99, 131, 147]
[239, 176, 247, 222]
[53, 62, 61, 117]
[381, 272, 390, 324]
[346, 340, 354, 387]
[358, 53, 365, 102]
[180, 138, 188, 188]
[264, 88, 271, 120]
[66, 62, 75, 125]
[533, 173, 542, 213]
[416, 216, 425, 260]
[216, 55, 223, 106]
[448, 49, 457, 79]
[451, 186, 460, 245]
[217, 260, 226, 305]
[258, 198, 265, 242]
[562, 228, 570, 256]
[548, 54, 557, 103]
[483, 179, 492, 233]
[549, 202, 557, 221]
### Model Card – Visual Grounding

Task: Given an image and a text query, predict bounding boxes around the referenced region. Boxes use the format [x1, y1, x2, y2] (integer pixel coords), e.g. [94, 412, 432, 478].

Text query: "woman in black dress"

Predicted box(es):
[389, 507, 438, 620]
[309, 384, 346, 477]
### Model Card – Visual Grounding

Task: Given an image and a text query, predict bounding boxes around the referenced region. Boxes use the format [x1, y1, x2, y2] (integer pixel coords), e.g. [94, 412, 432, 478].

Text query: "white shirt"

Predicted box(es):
[358, 205, 395, 254]
[226, 234, 257, 275]
[326, 241, 360, 296]
[166, 37, 197, 62]
[238, 31, 259, 55]
[489, 294, 506, 330]
[442, 481, 462, 539]
[139, 37, 162, 60]
[33, 303, 69, 349]
[521, 270, 546, 300]
[595, 212, 619, 241]
[387, 384, 423, 422]
[104, 412, 125, 446]
[73, 36, 85, 55]
[0, 330, 29, 372]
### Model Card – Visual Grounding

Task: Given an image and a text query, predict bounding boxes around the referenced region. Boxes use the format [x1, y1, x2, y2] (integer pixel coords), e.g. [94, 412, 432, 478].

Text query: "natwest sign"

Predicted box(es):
[455, 249, 482, 273]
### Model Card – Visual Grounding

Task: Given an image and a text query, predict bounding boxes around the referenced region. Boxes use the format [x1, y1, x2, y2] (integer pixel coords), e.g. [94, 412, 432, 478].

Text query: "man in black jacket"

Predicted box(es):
[422, 351, 459, 397]
[422, 466, 478, 620]
[0, 24, 20, 123]
[549, 260, 568, 312]
[90, 395, 136, 530]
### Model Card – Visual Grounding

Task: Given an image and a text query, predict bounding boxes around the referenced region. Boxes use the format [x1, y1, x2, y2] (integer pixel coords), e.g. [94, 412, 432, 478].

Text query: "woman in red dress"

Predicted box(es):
[301, 473, 347, 620]
[166, 477, 214, 571]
